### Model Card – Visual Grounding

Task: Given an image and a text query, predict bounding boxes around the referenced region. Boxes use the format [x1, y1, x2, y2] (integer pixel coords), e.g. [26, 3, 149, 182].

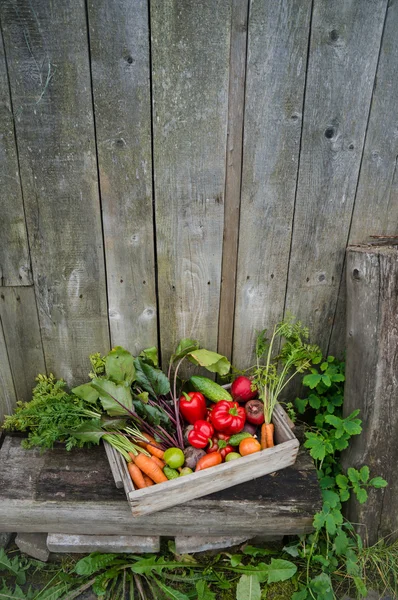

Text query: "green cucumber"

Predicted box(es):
[163, 466, 179, 480]
[190, 376, 232, 402]
[228, 432, 253, 446]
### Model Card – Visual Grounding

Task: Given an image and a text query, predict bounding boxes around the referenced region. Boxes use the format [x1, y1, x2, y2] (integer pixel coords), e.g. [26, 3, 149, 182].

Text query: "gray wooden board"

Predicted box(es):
[0, 0, 110, 386]
[87, 0, 158, 352]
[233, 0, 312, 368]
[47, 534, 160, 554]
[0, 26, 31, 287]
[0, 286, 45, 402]
[342, 246, 398, 546]
[0, 436, 321, 536]
[217, 0, 249, 361]
[283, 0, 388, 355]
[151, 0, 231, 363]
[329, 1, 398, 357]
[0, 322, 16, 423]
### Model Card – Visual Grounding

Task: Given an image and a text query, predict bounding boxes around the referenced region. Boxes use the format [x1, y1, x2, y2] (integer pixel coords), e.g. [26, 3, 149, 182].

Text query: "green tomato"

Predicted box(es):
[225, 452, 241, 462]
[164, 447, 185, 469]
[179, 467, 193, 477]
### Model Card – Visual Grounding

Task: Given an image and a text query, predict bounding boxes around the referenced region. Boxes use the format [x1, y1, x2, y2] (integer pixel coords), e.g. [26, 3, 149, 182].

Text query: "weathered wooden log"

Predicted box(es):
[343, 245, 398, 545]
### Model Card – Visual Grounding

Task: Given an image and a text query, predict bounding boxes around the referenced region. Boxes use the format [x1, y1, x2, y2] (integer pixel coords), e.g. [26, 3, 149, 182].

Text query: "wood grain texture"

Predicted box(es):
[217, 0, 249, 360]
[0, 287, 45, 402]
[103, 440, 123, 489]
[87, 0, 158, 352]
[0, 436, 320, 536]
[0, 0, 110, 387]
[151, 0, 231, 363]
[233, 0, 312, 368]
[0, 322, 16, 422]
[0, 26, 31, 287]
[343, 246, 398, 546]
[283, 0, 388, 354]
[329, 1, 398, 357]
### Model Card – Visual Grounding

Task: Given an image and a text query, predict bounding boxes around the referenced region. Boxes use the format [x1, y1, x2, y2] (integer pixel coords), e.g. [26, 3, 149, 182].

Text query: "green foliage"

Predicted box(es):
[133, 358, 171, 398]
[288, 356, 388, 599]
[105, 346, 136, 385]
[186, 348, 231, 376]
[250, 314, 322, 423]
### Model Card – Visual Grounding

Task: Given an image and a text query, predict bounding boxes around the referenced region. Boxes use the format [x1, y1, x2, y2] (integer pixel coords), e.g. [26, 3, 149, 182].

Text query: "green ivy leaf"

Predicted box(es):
[369, 477, 388, 488]
[303, 373, 322, 389]
[324, 414, 343, 429]
[322, 490, 340, 508]
[359, 466, 370, 483]
[304, 435, 326, 461]
[335, 474, 348, 489]
[325, 513, 337, 535]
[313, 512, 326, 530]
[308, 394, 321, 409]
[295, 398, 308, 414]
[236, 575, 261, 600]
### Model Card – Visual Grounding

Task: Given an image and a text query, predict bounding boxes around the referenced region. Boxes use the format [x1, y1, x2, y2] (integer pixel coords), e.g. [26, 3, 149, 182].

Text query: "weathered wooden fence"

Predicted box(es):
[1, 0, 398, 419]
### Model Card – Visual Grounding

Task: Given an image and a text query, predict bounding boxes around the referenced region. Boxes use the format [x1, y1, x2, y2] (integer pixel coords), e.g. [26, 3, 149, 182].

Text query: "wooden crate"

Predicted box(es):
[105, 402, 299, 517]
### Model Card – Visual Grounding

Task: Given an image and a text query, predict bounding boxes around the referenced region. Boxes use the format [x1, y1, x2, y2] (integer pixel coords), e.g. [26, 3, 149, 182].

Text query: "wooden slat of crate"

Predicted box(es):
[107, 403, 299, 516]
[47, 534, 160, 554]
[0, 436, 320, 537]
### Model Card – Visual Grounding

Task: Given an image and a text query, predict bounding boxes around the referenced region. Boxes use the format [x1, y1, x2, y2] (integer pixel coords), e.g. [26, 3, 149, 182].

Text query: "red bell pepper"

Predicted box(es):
[179, 391, 207, 425]
[207, 434, 234, 459]
[187, 420, 214, 448]
[210, 401, 246, 435]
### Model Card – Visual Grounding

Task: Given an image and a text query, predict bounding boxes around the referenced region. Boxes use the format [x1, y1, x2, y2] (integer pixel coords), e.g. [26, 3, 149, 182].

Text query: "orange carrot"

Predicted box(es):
[150, 455, 165, 469]
[127, 463, 147, 489]
[143, 474, 154, 487]
[146, 443, 165, 460]
[260, 423, 267, 450]
[261, 423, 274, 449]
[134, 453, 168, 484]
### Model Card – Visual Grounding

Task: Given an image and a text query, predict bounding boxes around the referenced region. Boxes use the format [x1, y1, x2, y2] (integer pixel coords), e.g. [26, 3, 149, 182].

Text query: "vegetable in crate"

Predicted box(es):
[245, 399, 265, 425]
[231, 376, 258, 402]
[187, 420, 214, 448]
[210, 401, 246, 435]
[249, 315, 322, 449]
[179, 391, 207, 424]
[206, 433, 234, 460]
[195, 452, 222, 471]
[189, 376, 232, 402]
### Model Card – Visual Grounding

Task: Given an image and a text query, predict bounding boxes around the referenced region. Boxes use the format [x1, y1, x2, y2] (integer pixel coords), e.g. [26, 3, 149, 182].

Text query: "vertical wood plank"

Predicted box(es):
[0, 287, 45, 402]
[284, 0, 388, 353]
[233, 0, 312, 368]
[343, 246, 398, 545]
[0, 24, 31, 286]
[329, 1, 398, 357]
[0, 0, 110, 386]
[87, 0, 158, 353]
[0, 318, 16, 422]
[217, 0, 249, 360]
[151, 0, 231, 363]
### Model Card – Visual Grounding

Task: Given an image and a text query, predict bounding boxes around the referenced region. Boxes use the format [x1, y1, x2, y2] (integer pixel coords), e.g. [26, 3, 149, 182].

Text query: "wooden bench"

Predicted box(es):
[0, 435, 321, 554]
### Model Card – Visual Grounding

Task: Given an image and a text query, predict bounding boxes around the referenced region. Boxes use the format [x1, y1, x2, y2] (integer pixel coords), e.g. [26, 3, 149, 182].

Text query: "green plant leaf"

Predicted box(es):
[155, 579, 190, 600]
[356, 488, 368, 504]
[304, 435, 326, 461]
[353, 576, 367, 597]
[133, 358, 170, 398]
[369, 476, 388, 488]
[242, 546, 276, 557]
[187, 349, 231, 376]
[172, 338, 200, 362]
[105, 346, 136, 384]
[292, 588, 310, 600]
[335, 474, 348, 489]
[324, 414, 342, 429]
[319, 476, 334, 489]
[266, 559, 297, 583]
[325, 513, 337, 535]
[283, 544, 299, 558]
[359, 466, 370, 483]
[302, 373, 322, 389]
[321, 374, 331, 386]
[196, 580, 216, 600]
[139, 346, 158, 367]
[0, 583, 34, 599]
[308, 394, 321, 409]
[236, 575, 261, 600]
[313, 512, 325, 530]
[331, 373, 345, 382]
[74, 553, 119, 576]
[310, 573, 334, 600]
[333, 530, 349, 555]
[71, 419, 104, 444]
[343, 420, 362, 435]
[230, 554, 243, 567]
[322, 490, 340, 508]
[339, 489, 350, 502]
[91, 378, 133, 416]
[71, 383, 99, 404]
[0, 549, 26, 585]
[347, 468, 360, 484]
[295, 398, 308, 414]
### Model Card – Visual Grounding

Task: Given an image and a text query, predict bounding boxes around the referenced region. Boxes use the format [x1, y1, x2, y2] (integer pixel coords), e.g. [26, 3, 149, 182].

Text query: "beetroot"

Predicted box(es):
[231, 376, 258, 402]
[245, 399, 265, 425]
[242, 421, 258, 435]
